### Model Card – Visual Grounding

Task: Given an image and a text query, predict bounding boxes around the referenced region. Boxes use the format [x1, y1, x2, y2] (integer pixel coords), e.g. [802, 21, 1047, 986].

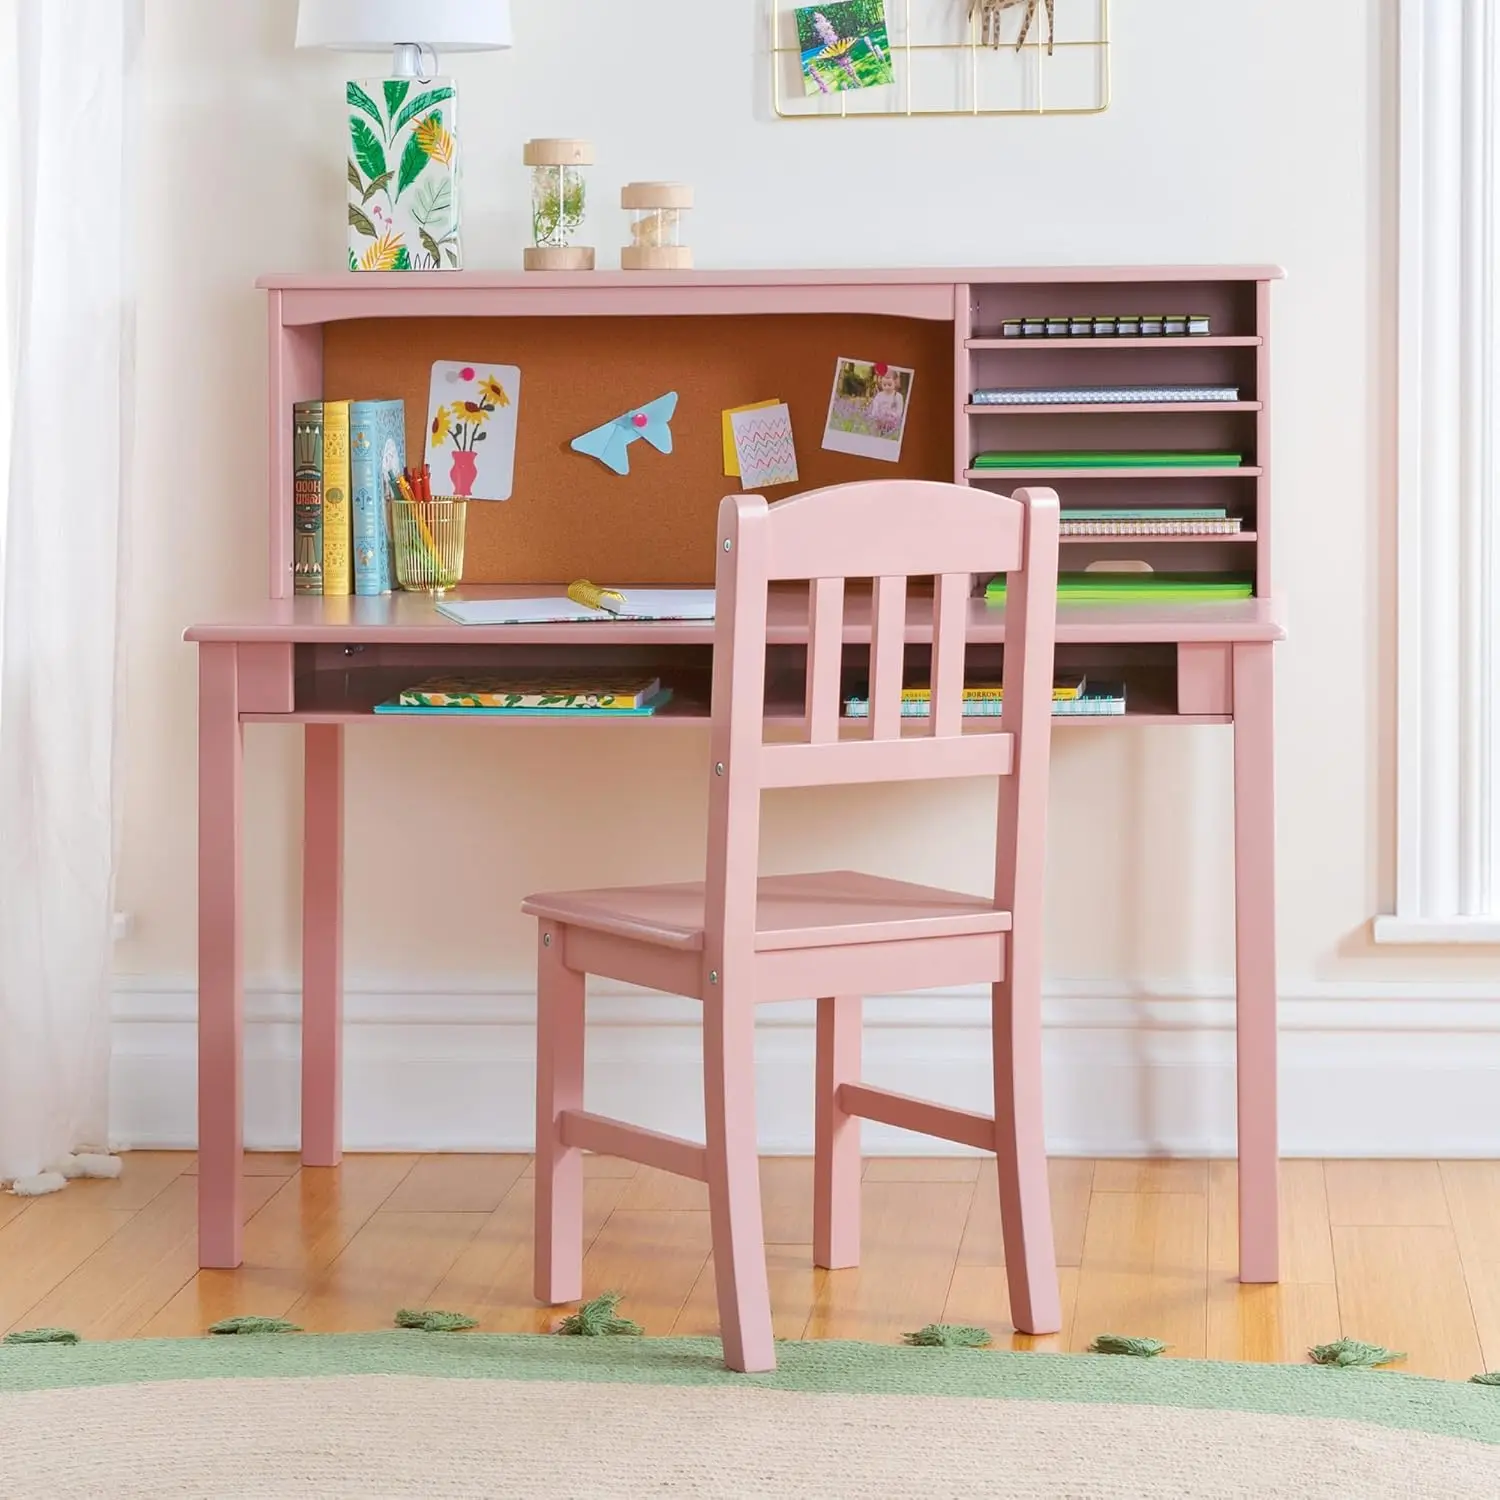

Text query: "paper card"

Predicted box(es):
[822, 356, 915, 464]
[722, 399, 781, 476]
[795, 1, 895, 96]
[427, 361, 521, 499]
[731, 402, 799, 489]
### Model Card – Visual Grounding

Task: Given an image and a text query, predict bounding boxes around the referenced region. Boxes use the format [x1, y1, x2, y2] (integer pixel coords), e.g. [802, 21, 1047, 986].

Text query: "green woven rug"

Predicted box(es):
[2, 1335, 1498, 1497]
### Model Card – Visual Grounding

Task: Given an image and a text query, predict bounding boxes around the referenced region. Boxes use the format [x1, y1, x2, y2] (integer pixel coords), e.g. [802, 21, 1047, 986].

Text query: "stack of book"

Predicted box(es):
[293, 398, 406, 599]
[1060, 509, 1241, 537]
[374, 674, 673, 717]
[843, 674, 1126, 718]
[971, 450, 1243, 471]
[985, 573, 1253, 606]
[970, 386, 1239, 406]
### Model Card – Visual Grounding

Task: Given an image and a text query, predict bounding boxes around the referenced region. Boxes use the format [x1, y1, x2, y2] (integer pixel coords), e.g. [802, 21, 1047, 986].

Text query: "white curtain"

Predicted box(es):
[0, 1, 140, 1183]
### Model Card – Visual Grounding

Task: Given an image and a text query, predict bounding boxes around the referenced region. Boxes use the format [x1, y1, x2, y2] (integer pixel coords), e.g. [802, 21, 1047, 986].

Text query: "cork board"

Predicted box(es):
[322, 314, 953, 584]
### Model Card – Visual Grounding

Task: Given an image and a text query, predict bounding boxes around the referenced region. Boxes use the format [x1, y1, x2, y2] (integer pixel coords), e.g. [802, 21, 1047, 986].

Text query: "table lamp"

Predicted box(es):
[296, 0, 513, 272]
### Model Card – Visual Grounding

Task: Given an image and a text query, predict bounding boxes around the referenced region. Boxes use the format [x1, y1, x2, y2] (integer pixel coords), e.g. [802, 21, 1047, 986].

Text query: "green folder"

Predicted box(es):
[985, 573, 1253, 605]
[972, 451, 1243, 469]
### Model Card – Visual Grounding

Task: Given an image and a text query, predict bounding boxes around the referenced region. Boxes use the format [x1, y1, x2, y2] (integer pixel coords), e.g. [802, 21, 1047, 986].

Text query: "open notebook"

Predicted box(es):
[435, 588, 715, 626]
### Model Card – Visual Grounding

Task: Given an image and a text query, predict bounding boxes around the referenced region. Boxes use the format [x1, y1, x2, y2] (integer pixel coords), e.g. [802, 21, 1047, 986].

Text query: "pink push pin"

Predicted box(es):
[631, 412, 648, 427]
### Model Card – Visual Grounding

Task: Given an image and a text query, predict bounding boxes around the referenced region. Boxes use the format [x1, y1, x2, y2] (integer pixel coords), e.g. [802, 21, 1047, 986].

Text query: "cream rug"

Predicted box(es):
[2, 1335, 1498, 1498]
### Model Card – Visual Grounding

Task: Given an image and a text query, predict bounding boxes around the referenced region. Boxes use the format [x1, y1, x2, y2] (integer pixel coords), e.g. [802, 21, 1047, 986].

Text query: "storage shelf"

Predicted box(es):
[965, 466, 1263, 480]
[967, 336, 1262, 350]
[966, 402, 1262, 415]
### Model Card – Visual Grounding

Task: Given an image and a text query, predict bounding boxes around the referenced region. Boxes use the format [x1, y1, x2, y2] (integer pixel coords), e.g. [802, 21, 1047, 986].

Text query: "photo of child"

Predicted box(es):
[822, 356, 916, 462]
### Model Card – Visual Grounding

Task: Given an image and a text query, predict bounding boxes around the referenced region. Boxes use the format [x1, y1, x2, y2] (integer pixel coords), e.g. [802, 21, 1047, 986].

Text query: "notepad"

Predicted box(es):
[435, 589, 715, 626]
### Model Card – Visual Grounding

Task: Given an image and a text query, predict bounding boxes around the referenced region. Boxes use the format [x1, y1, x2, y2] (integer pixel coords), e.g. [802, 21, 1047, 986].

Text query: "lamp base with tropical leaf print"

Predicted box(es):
[346, 75, 461, 271]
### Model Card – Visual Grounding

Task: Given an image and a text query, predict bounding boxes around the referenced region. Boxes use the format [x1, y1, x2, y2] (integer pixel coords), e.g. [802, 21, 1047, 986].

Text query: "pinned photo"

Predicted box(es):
[796, 2, 895, 96]
[821, 356, 915, 463]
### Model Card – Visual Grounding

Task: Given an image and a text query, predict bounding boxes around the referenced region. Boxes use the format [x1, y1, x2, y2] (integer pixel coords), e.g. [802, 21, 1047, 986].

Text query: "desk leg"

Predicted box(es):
[198, 644, 244, 1268]
[300, 724, 344, 1167]
[1232, 642, 1279, 1282]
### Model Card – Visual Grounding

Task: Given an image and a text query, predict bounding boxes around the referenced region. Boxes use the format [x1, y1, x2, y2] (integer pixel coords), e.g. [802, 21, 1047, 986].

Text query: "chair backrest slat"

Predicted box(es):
[805, 576, 845, 744]
[868, 576, 907, 739]
[704, 478, 1059, 957]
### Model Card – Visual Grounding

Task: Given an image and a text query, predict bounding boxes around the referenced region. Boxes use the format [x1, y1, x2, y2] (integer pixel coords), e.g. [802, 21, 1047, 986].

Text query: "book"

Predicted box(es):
[883, 673, 1086, 704]
[396, 673, 662, 711]
[373, 689, 674, 718]
[985, 573, 1253, 605]
[322, 400, 351, 597]
[1060, 508, 1229, 520]
[292, 401, 323, 596]
[435, 588, 715, 626]
[350, 399, 405, 596]
[972, 451, 1243, 469]
[970, 386, 1240, 406]
[845, 682, 1125, 718]
[1060, 519, 1242, 536]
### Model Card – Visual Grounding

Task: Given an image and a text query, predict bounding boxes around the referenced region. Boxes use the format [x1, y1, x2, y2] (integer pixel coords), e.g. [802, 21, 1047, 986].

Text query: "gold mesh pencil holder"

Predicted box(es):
[391, 498, 467, 594]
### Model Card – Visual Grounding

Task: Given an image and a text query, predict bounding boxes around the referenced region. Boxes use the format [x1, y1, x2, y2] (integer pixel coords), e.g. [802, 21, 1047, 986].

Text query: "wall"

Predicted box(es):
[113, 0, 1500, 1156]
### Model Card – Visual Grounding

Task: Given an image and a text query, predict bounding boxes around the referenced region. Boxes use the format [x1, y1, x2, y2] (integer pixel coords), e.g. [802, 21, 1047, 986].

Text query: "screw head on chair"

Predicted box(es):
[709, 970, 719, 984]
[542, 932, 552, 947]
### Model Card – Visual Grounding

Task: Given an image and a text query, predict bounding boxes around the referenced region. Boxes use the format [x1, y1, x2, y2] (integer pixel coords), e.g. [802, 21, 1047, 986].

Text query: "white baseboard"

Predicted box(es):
[110, 979, 1500, 1158]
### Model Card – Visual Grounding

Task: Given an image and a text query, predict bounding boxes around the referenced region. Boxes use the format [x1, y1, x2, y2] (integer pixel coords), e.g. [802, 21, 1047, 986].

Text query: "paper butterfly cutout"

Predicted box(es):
[570, 392, 678, 475]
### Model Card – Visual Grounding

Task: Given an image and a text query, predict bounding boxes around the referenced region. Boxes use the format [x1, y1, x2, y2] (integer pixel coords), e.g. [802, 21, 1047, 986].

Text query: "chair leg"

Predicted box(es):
[534, 925, 585, 1305]
[703, 987, 775, 1372]
[992, 973, 1062, 1336]
[813, 994, 861, 1269]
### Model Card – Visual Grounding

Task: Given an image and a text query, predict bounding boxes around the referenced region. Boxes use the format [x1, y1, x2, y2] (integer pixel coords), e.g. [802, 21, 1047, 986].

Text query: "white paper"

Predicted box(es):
[436, 589, 715, 626]
[427, 361, 521, 500]
[730, 402, 799, 489]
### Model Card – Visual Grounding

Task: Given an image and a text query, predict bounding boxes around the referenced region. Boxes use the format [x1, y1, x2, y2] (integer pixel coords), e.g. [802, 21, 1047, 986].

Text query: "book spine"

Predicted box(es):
[322, 401, 352, 596]
[292, 401, 324, 595]
[349, 402, 390, 596]
[1060, 521, 1241, 536]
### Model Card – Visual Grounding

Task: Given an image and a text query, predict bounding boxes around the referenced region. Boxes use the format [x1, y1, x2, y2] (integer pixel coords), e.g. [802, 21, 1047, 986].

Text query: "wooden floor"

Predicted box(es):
[2, 1153, 1497, 1379]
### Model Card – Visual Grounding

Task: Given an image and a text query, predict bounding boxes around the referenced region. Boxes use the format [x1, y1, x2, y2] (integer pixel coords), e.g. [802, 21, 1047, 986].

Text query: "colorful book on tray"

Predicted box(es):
[394, 674, 663, 710]
[374, 686, 674, 717]
[986, 573, 1253, 604]
[970, 387, 1239, 406]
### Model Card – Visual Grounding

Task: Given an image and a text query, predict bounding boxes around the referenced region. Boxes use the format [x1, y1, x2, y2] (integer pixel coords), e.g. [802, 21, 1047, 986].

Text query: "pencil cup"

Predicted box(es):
[391, 498, 467, 594]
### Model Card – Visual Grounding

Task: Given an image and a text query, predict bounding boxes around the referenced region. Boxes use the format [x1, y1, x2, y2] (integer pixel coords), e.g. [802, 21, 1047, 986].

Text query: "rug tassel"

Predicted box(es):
[1089, 1333, 1168, 1357]
[3, 1327, 80, 1345]
[208, 1316, 302, 1335]
[903, 1323, 992, 1348]
[1470, 1371, 1500, 1385]
[395, 1308, 478, 1332]
[555, 1291, 644, 1337]
[1308, 1338, 1405, 1369]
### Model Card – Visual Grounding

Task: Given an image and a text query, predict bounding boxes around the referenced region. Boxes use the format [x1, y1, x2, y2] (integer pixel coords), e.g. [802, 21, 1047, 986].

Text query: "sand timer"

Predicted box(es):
[620, 182, 693, 270]
[523, 138, 595, 271]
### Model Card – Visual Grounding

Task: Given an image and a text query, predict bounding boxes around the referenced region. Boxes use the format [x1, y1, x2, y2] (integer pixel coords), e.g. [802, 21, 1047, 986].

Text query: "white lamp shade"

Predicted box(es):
[296, 0, 512, 51]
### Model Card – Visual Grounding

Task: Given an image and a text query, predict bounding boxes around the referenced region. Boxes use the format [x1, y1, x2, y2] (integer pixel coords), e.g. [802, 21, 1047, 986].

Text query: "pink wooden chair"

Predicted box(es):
[524, 479, 1062, 1372]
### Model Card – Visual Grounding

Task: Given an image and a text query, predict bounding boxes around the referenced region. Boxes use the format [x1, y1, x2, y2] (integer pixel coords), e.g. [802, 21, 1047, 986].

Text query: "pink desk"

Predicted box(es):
[187, 265, 1286, 1284]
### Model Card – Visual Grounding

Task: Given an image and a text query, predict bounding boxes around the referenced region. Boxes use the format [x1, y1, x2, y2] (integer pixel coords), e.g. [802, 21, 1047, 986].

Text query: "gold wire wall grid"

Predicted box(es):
[770, 0, 1109, 120]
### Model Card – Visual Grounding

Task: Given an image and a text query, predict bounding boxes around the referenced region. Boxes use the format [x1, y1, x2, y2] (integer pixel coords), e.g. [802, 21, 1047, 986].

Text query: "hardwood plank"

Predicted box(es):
[286, 1210, 489, 1333]
[864, 1157, 981, 1183]
[1092, 1159, 1209, 1195]
[381, 1154, 529, 1214]
[63, 1151, 193, 1213]
[957, 1158, 1093, 1269]
[575, 1210, 713, 1336]
[1206, 1160, 1334, 1286]
[672, 1244, 821, 1341]
[942, 1265, 1080, 1353]
[521, 1154, 638, 1179]
[15, 1175, 282, 1340]
[1331, 1224, 1483, 1381]
[615, 1165, 708, 1212]
[429, 1174, 631, 1332]
[0, 1194, 31, 1233]
[759, 1158, 816, 1247]
[1324, 1161, 1450, 1227]
[1071, 1190, 1208, 1358]
[139, 1155, 418, 1337]
[1439, 1162, 1500, 1375]
[0, 1195, 137, 1334]
[183, 1152, 298, 1177]
[804, 1180, 972, 1342]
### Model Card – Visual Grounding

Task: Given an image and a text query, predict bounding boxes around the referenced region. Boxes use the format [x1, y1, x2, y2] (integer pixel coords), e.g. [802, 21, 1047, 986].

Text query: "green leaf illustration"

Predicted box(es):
[360, 170, 393, 204]
[411, 172, 453, 231]
[392, 85, 455, 137]
[349, 117, 387, 185]
[347, 82, 384, 133]
[383, 79, 410, 117]
[347, 158, 362, 194]
[348, 202, 377, 238]
[420, 228, 442, 265]
[443, 244, 459, 268]
[396, 130, 429, 200]
[392, 244, 412, 271]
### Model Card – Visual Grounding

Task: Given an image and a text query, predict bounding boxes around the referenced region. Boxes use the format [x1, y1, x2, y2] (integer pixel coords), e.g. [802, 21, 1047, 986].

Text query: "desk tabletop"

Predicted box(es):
[185, 586, 1286, 647]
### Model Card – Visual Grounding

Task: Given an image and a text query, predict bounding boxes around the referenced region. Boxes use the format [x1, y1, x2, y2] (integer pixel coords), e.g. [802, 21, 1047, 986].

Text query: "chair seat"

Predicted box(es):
[521, 869, 1012, 953]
